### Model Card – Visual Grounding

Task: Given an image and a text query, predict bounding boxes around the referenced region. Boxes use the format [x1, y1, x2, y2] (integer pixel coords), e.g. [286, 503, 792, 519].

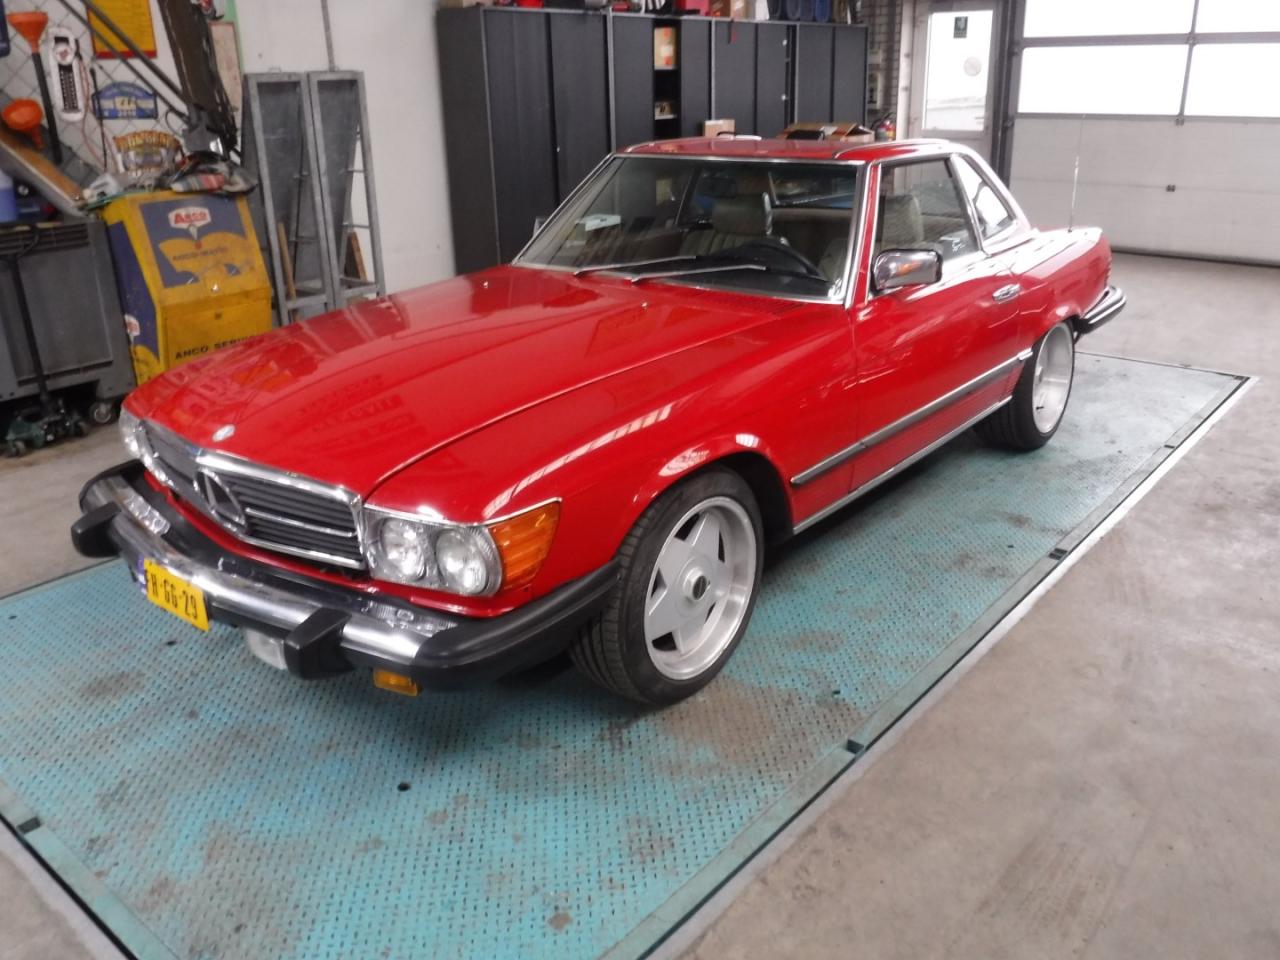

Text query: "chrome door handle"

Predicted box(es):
[993, 283, 1022, 303]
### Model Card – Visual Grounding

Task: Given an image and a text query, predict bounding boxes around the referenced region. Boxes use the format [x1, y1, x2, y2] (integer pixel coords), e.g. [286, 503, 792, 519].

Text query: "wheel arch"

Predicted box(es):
[625, 439, 794, 551]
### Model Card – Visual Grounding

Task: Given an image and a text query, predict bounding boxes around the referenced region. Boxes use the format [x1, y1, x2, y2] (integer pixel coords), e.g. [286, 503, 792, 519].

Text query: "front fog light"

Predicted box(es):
[379, 518, 429, 581]
[436, 529, 495, 596]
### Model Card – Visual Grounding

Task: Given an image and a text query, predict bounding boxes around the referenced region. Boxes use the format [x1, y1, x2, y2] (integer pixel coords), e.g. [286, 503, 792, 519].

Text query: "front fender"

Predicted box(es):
[367, 302, 850, 603]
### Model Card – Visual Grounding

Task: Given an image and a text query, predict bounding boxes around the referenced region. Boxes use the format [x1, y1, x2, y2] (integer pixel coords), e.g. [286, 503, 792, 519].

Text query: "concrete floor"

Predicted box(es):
[0, 253, 1276, 958]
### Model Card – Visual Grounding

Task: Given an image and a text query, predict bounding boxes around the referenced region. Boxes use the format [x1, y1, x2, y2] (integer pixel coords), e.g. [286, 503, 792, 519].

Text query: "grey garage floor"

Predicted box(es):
[0, 252, 1277, 959]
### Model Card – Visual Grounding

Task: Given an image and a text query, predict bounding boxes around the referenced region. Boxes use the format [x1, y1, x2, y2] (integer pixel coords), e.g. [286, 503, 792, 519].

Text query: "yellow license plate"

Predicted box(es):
[143, 559, 209, 631]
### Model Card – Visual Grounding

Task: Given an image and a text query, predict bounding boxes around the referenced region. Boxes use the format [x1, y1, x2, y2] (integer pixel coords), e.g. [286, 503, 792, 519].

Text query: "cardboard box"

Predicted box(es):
[710, 0, 748, 16]
[702, 118, 737, 137]
[780, 122, 875, 144]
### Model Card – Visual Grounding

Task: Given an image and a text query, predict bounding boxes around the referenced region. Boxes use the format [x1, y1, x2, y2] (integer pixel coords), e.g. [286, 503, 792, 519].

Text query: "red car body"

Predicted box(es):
[74, 138, 1120, 694]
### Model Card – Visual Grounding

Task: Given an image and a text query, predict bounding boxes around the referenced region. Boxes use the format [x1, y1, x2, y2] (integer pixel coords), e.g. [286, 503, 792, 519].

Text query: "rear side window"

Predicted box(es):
[873, 159, 978, 263]
[954, 157, 1017, 239]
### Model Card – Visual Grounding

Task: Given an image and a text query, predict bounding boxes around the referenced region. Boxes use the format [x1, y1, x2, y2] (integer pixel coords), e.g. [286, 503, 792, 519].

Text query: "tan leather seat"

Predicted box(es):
[681, 193, 773, 256]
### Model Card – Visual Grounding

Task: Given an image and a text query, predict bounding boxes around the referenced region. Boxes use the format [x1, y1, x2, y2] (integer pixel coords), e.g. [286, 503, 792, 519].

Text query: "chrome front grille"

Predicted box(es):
[143, 422, 365, 569]
[219, 471, 364, 566]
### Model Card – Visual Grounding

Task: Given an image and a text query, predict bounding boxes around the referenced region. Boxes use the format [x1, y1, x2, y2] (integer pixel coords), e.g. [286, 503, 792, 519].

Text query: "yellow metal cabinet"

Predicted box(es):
[104, 191, 273, 385]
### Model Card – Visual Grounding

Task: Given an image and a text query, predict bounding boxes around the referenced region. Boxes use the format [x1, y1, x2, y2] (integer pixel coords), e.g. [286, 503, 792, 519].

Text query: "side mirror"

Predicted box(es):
[532, 215, 548, 237]
[873, 249, 942, 292]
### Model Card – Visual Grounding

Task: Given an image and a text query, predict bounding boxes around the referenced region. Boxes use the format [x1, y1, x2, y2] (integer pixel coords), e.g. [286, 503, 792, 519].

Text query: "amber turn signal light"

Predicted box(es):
[372, 670, 420, 696]
[487, 502, 560, 591]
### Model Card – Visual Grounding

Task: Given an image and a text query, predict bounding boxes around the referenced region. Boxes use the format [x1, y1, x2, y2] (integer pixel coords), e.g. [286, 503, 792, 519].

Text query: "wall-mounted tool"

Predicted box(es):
[45, 27, 87, 122]
[6, 12, 63, 165]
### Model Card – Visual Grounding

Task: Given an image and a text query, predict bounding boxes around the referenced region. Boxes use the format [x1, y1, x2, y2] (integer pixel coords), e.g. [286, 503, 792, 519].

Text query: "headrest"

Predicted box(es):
[711, 193, 772, 237]
[880, 194, 924, 247]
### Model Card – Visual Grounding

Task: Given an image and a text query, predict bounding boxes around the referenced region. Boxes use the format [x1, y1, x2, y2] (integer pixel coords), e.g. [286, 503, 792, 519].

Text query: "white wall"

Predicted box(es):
[1009, 118, 1280, 265]
[236, 0, 455, 292]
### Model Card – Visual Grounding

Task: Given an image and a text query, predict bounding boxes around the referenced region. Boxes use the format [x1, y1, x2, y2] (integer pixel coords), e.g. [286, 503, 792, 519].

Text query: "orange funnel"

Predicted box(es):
[3, 99, 45, 149]
[7, 12, 49, 51]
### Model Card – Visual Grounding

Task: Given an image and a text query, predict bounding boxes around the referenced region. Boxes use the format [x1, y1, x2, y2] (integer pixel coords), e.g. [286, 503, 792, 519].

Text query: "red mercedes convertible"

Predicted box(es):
[73, 138, 1123, 705]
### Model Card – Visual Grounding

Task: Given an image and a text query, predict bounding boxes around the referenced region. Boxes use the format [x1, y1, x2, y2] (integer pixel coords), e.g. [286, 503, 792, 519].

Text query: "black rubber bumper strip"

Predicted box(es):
[284, 609, 353, 679]
[71, 502, 123, 558]
[409, 562, 619, 690]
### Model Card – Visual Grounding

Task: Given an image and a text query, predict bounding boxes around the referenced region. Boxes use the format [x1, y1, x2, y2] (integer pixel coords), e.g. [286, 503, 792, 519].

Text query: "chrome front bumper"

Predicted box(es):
[73, 463, 616, 688]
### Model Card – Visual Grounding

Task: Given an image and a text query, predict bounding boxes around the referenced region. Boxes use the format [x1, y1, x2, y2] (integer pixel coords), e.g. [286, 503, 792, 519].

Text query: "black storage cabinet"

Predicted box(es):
[437, 7, 868, 273]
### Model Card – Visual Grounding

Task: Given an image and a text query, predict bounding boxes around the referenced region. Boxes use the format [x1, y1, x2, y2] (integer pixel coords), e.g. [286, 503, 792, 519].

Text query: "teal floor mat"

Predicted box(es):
[0, 354, 1243, 960]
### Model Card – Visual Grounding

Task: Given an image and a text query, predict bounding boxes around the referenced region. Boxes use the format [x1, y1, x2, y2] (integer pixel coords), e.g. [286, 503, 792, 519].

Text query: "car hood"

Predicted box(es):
[131, 266, 796, 496]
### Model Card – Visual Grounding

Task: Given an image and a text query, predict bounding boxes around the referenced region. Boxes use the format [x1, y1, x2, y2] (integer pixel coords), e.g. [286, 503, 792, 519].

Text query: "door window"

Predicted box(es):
[874, 160, 978, 263]
[953, 157, 1017, 239]
[923, 10, 994, 132]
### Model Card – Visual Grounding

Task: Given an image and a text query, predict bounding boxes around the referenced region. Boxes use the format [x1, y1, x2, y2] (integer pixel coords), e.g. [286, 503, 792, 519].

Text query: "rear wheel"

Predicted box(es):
[571, 468, 764, 705]
[977, 321, 1075, 451]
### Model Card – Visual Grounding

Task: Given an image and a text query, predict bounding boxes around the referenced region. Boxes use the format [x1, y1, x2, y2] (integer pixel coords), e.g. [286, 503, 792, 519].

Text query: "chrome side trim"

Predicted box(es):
[791, 349, 1032, 487]
[793, 396, 1013, 535]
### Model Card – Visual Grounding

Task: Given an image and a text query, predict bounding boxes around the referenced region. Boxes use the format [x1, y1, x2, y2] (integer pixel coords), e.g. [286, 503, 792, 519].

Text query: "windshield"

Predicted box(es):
[517, 156, 861, 299]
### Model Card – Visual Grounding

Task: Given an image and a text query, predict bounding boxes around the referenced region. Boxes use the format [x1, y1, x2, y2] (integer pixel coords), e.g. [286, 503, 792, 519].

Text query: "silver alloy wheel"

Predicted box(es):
[643, 496, 758, 681]
[1032, 323, 1074, 433]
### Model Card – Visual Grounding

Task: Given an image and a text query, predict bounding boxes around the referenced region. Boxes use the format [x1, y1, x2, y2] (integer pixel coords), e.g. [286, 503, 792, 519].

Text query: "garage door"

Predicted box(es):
[1007, 0, 1280, 264]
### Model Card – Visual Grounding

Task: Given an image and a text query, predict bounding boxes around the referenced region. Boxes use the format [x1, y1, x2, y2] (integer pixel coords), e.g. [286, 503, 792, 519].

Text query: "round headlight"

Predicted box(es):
[436, 529, 493, 596]
[119, 408, 147, 460]
[378, 518, 428, 581]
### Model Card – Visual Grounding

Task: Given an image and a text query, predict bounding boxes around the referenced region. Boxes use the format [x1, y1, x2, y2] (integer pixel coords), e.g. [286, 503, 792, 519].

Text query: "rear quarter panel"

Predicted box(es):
[1006, 226, 1112, 341]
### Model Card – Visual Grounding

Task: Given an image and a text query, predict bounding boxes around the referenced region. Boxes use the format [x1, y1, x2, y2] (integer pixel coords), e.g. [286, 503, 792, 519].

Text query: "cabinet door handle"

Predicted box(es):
[993, 283, 1022, 303]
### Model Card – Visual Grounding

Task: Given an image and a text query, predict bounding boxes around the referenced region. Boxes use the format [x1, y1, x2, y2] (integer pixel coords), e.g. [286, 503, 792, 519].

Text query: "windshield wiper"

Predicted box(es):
[573, 254, 701, 277]
[631, 263, 768, 283]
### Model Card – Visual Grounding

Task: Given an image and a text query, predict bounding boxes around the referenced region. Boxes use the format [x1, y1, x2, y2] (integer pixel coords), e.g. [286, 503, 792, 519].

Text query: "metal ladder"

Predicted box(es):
[242, 71, 384, 324]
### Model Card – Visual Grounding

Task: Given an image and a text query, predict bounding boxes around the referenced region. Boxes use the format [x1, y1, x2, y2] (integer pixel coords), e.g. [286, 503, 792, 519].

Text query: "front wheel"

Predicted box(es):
[571, 468, 764, 705]
[977, 321, 1075, 451]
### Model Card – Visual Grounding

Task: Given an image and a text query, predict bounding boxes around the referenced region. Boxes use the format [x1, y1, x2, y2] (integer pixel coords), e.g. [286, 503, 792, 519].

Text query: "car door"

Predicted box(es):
[848, 156, 1021, 487]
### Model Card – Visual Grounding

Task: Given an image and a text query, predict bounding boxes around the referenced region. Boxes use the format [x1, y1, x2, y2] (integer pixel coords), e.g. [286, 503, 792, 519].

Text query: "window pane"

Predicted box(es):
[954, 158, 1016, 240]
[1196, 0, 1280, 32]
[1024, 0, 1194, 37]
[924, 11, 993, 132]
[875, 161, 978, 264]
[1018, 46, 1188, 115]
[1185, 43, 1280, 117]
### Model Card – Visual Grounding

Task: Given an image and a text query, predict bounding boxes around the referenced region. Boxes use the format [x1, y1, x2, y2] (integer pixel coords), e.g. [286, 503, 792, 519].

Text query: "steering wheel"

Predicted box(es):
[731, 239, 829, 282]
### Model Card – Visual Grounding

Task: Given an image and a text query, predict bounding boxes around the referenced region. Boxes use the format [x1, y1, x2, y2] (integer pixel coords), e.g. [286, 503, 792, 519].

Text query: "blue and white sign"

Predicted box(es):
[93, 81, 159, 120]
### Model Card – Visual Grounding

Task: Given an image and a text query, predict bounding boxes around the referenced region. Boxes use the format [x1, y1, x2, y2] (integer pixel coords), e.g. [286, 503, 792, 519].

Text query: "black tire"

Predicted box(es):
[571, 468, 765, 705]
[976, 321, 1075, 451]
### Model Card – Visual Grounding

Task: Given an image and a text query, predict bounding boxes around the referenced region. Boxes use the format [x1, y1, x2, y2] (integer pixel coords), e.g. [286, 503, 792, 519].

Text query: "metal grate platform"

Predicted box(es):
[0, 355, 1244, 960]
